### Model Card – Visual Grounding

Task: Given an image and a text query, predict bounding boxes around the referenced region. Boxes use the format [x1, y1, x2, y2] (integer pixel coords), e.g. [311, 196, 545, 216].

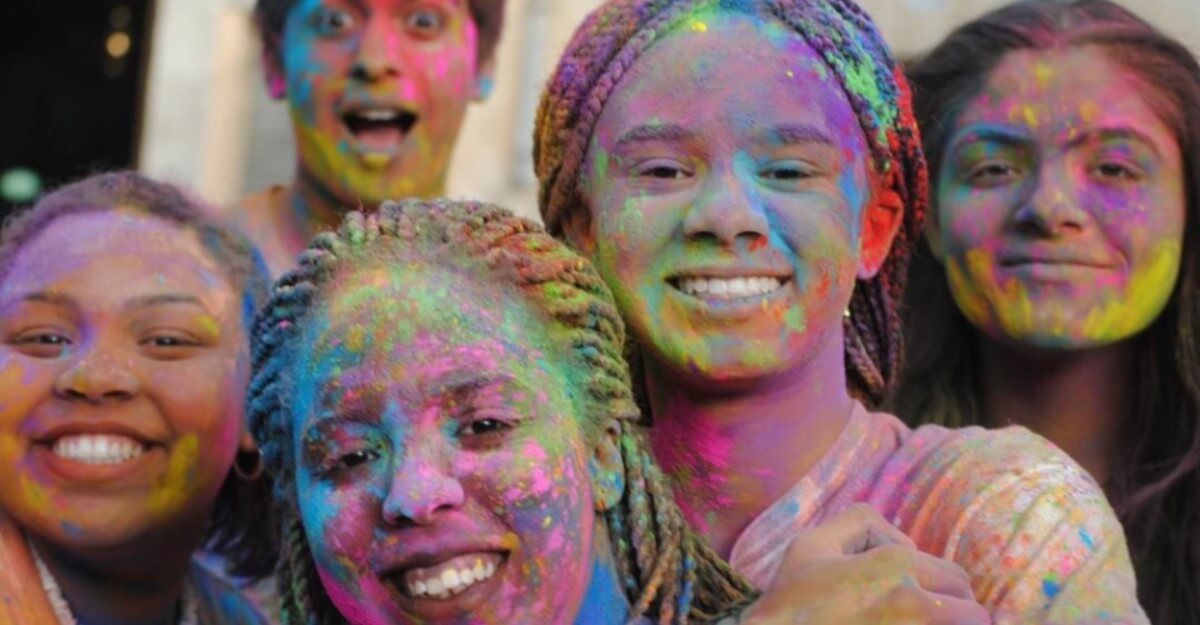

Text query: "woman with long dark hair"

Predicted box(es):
[894, 1, 1200, 620]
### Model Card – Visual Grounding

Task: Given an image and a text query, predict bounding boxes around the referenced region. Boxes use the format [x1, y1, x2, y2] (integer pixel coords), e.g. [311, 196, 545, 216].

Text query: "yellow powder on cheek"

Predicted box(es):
[1082, 241, 1182, 341]
[147, 434, 201, 516]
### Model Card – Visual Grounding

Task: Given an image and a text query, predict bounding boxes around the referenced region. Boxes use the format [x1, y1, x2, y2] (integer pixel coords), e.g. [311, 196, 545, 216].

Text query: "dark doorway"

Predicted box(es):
[0, 0, 156, 217]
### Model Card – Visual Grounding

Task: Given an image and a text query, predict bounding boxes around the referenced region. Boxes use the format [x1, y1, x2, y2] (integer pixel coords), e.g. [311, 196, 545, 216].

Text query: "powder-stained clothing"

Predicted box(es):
[192, 553, 279, 625]
[728, 402, 1147, 624]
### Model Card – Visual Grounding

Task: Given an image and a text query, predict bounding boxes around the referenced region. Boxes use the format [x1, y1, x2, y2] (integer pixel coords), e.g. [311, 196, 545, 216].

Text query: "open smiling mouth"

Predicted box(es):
[669, 276, 790, 300]
[342, 108, 420, 152]
[387, 551, 505, 601]
[46, 434, 148, 465]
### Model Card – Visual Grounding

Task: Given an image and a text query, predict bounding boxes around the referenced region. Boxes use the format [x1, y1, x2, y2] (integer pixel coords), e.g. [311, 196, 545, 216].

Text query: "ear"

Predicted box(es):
[471, 57, 497, 102]
[238, 429, 259, 454]
[261, 42, 287, 100]
[857, 184, 905, 280]
[560, 202, 598, 257]
[589, 418, 625, 513]
[922, 202, 947, 265]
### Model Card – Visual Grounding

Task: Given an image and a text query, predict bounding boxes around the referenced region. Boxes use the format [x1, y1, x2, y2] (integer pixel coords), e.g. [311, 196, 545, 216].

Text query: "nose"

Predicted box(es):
[682, 170, 770, 248]
[53, 342, 139, 403]
[351, 14, 402, 82]
[382, 441, 465, 526]
[1014, 164, 1087, 237]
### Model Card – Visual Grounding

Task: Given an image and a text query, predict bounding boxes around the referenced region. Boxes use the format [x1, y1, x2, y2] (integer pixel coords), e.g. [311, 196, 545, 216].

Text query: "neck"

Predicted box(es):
[573, 530, 631, 625]
[977, 335, 1133, 485]
[29, 527, 200, 625]
[287, 168, 353, 246]
[647, 330, 853, 558]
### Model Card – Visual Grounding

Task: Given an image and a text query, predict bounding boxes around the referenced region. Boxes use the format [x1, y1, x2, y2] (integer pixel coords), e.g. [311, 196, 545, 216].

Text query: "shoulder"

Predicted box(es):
[873, 423, 1144, 623]
[190, 553, 280, 625]
[879, 422, 1109, 540]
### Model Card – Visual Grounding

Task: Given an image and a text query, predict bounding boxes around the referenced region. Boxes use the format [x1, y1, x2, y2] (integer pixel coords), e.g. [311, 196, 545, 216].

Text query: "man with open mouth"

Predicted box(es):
[238, 0, 506, 274]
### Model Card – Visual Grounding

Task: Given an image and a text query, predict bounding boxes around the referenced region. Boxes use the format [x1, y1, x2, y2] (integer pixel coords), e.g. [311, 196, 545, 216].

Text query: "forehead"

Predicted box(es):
[300, 263, 558, 375]
[1, 211, 235, 309]
[594, 8, 865, 151]
[288, 0, 468, 15]
[956, 47, 1175, 142]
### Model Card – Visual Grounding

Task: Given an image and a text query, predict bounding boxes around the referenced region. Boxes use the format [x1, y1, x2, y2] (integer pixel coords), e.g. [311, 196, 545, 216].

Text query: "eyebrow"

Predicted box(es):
[614, 124, 698, 149]
[760, 124, 836, 147]
[950, 124, 1031, 151]
[1064, 127, 1162, 157]
[123, 293, 210, 312]
[19, 291, 76, 307]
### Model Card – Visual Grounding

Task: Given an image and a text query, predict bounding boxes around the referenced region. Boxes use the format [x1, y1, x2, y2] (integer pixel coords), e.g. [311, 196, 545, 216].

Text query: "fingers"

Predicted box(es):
[880, 585, 992, 625]
[826, 503, 915, 555]
[869, 545, 977, 601]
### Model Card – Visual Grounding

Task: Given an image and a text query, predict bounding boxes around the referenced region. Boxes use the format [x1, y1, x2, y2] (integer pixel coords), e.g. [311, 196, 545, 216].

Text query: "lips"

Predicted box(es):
[30, 421, 164, 481]
[392, 551, 503, 600]
[376, 546, 509, 621]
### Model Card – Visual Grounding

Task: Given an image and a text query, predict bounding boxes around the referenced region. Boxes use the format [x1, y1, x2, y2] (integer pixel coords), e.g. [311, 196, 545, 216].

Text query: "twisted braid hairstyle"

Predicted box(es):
[894, 2, 1200, 621]
[0, 171, 277, 578]
[533, 0, 928, 406]
[246, 199, 757, 625]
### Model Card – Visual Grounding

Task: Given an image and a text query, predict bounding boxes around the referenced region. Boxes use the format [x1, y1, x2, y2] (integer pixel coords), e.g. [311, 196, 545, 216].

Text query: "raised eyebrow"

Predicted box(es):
[614, 123, 697, 149]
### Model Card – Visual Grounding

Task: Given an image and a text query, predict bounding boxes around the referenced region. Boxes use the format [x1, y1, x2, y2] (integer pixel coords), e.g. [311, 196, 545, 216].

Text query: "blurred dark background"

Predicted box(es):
[0, 0, 155, 217]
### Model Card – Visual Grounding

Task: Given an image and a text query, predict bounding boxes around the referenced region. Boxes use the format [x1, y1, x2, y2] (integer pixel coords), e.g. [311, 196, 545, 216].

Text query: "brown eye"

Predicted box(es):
[313, 7, 355, 36]
[339, 449, 380, 469]
[464, 418, 506, 435]
[406, 8, 445, 37]
[12, 331, 71, 358]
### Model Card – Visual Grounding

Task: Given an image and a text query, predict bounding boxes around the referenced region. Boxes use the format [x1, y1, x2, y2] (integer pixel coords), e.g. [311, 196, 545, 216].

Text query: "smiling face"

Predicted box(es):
[574, 9, 890, 387]
[272, 0, 483, 205]
[0, 211, 247, 550]
[289, 263, 608, 625]
[932, 47, 1186, 348]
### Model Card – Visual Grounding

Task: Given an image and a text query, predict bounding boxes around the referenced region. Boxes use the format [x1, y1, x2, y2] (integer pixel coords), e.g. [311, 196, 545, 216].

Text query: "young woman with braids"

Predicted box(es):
[534, 0, 1146, 622]
[892, 1, 1200, 621]
[0, 172, 276, 624]
[244, 198, 757, 625]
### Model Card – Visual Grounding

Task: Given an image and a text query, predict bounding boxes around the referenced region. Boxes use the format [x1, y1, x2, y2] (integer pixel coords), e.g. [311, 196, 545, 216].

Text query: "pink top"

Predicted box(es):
[728, 402, 1147, 624]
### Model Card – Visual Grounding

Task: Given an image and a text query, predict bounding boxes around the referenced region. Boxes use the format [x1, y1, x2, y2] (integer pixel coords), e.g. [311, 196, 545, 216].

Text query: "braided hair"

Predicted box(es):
[246, 199, 757, 624]
[533, 0, 928, 405]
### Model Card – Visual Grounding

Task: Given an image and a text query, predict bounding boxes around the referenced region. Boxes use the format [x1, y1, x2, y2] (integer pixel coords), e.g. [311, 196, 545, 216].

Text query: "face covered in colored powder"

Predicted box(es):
[269, 0, 487, 204]
[0, 211, 248, 550]
[932, 47, 1186, 348]
[573, 8, 895, 387]
[289, 263, 625, 625]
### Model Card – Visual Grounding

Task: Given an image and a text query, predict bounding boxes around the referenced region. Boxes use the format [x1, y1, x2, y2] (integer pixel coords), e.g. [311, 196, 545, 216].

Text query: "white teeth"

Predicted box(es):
[358, 109, 399, 122]
[401, 552, 502, 600]
[678, 276, 783, 299]
[51, 434, 144, 465]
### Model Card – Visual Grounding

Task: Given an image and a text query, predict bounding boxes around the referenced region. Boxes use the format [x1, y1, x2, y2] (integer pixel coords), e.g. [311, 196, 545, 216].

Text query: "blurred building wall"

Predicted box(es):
[138, 0, 1200, 220]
